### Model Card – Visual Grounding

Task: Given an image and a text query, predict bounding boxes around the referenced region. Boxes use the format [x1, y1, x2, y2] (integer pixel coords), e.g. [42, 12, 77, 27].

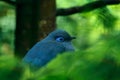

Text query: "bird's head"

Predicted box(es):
[42, 30, 76, 51]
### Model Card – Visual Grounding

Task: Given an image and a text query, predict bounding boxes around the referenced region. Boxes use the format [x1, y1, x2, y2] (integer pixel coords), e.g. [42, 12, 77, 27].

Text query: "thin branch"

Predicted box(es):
[56, 0, 120, 16]
[1, 0, 16, 6]
[2, 0, 120, 16]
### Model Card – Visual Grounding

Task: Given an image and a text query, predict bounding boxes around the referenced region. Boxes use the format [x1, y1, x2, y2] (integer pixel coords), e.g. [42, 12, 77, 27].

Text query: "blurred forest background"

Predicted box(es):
[0, 0, 120, 80]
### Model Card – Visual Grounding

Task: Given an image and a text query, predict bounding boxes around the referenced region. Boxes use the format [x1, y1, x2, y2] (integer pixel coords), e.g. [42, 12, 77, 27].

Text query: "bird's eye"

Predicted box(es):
[56, 37, 64, 42]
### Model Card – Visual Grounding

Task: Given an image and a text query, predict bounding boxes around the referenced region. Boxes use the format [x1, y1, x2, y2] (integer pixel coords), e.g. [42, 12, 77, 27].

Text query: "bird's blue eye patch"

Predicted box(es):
[56, 37, 65, 42]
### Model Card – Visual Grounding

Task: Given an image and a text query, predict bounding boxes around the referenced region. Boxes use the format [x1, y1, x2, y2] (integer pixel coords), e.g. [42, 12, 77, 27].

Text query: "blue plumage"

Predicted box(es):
[22, 30, 75, 69]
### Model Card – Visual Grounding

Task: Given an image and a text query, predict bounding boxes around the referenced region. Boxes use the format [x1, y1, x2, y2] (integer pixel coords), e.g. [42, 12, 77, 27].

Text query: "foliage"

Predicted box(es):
[56, 1, 120, 51]
[0, 2, 15, 55]
[1, 33, 120, 80]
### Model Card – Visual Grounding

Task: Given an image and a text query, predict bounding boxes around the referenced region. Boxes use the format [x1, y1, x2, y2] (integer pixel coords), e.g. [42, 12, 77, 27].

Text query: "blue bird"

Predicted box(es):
[22, 30, 76, 69]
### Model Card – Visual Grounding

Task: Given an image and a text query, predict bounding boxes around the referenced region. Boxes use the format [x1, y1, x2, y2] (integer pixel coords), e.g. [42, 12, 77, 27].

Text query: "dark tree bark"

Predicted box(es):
[15, 0, 56, 58]
[35, 0, 56, 40]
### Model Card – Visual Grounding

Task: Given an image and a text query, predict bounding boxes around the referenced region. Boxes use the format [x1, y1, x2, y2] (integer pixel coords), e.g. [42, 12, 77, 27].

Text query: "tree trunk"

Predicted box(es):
[15, 0, 56, 58]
